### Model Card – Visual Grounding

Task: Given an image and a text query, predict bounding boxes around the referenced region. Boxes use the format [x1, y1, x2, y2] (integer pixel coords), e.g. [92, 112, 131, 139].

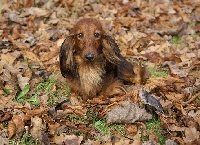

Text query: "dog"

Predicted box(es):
[60, 18, 136, 100]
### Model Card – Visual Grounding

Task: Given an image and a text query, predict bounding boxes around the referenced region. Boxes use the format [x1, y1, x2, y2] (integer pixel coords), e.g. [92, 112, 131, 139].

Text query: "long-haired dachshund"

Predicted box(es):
[60, 18, 137, 100]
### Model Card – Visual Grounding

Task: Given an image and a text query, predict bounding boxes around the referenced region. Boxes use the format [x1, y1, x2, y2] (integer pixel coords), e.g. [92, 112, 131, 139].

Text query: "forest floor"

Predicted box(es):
[0, 0, 200, 145]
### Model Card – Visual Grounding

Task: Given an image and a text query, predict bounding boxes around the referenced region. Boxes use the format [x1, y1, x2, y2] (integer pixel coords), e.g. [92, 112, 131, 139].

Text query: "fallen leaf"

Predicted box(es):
[163, 61, 189, 77]
[183, 127, 200, 144]
[106, 101, 152, 124]
[7, 120, 16, 139]
[24, 7, 50, 17]
[17, 74, 30, 90]
[22, 51, 44, 67]
[139, 89, 164, 113]
[52, 134, 83, 145]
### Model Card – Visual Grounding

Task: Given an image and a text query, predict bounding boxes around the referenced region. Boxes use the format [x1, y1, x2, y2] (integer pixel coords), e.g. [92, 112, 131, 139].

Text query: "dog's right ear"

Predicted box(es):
[59, 35, 75, 78]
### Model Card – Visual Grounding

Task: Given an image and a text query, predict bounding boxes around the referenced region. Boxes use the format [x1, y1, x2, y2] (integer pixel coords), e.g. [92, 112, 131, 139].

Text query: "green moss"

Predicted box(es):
[9, 134, 39, 145]
[93, 119, 126, 136]
[66, 110, 126, 138]
[145, 118, 166, 145]
[147, 66, 168, 78]
[14, 75, 69, 106]
[35, 75, 70, 106]
[171, 35, 182, 44]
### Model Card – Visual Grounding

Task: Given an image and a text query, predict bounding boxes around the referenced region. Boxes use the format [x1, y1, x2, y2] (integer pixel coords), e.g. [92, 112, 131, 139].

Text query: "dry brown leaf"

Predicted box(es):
[0, 62, 3, 74]
[126, 125, 138, 136]
[7, 115, 24, 139]
[6, 35, 30, 50]
[55, 105, 87, 119]
[0, 111, 12, 122]
[0, 136, 9, 145]
[183, 127, 200, 144]
[1, 69, 12, 81]
[4, 11, 26, 25]
[30, 116, 45, 140]
[169, 124, 185, 132]
[24, 7, 50, 17]
[3, 63, 19, 74]
[39, 51, 58, 62]
[17, 74, 30, 90]
[165, 139, 178, 145]
[188, 110, 200, 126]
[23, 108, 48, 121]
[52, 134, 83, 145]
[106, 101, 152, 124]
[7, 120, 16, 139]
[12, 115, 25, 134]
[22, 51, 44, 67]
[1, 53, 16, 65]
[165, 93, 186, 103]
[163, 61, 189, 77]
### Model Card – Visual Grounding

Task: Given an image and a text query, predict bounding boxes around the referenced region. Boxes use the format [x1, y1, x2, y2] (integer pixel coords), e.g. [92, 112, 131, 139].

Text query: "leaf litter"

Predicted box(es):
[0, 0, 200, 144]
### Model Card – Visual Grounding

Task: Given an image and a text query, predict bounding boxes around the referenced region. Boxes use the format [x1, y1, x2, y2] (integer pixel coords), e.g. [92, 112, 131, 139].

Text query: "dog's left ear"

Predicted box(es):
[102, 34, 137, 83]
[101, 35, 121, 65]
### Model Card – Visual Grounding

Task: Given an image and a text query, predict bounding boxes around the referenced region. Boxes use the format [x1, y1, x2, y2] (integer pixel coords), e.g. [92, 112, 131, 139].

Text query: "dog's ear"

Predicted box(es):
[101, 35, 121, 65]
[59, 35, 75, 78]
[102, 35, 137, 83]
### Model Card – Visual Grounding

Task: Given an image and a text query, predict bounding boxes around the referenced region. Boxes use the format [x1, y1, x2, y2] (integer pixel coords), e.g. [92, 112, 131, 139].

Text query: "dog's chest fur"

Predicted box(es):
[75, 55, 106, 95]
[78, 63, 105, 95]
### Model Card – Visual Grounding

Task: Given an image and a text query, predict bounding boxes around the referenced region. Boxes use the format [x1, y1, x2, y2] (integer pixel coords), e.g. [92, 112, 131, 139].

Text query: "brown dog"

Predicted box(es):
[60, 18, 136, 100]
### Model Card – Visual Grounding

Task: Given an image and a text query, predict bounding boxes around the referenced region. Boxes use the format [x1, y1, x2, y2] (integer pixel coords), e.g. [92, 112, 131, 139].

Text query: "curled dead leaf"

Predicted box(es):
[7, 120, 16, 139]
[106, 101, 152, 124]
[139, 89, 164, 113]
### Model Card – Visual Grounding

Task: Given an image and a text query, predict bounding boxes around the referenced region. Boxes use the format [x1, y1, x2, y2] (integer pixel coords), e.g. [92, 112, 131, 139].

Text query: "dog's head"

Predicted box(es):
[73, 18, 103, 62]
[60, 18, 122, 77]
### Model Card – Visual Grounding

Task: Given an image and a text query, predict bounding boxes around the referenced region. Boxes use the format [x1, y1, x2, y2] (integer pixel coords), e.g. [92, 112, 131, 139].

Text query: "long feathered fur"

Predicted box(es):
[59, 18, 135, 100]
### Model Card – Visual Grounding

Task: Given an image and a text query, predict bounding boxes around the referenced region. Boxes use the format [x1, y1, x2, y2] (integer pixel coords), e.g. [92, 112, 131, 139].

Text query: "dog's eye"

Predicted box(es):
[77, 33, 83, 39]
[94, 32, 100, 38]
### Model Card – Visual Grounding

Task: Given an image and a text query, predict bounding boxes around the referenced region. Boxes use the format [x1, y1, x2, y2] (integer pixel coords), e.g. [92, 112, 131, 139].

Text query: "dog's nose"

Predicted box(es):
[85, 53, 94, 61]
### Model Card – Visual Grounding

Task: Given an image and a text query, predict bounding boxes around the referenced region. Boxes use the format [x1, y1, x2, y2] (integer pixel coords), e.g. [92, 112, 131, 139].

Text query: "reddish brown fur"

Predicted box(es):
[60, 18, 135, 100]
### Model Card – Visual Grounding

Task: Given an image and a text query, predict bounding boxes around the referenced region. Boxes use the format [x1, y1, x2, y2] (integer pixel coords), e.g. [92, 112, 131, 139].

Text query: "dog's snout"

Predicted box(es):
[85, 53, 94, 61]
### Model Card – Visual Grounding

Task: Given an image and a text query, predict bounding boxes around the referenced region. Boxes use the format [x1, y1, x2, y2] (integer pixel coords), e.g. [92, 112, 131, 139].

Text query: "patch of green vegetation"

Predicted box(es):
[14, 85, 40, 106]
[94, 119, 111, 135]
[140, 132, 149, 142]
[171, 35, 182, 44]
[66, 111, 125, 138]
[3, 88, 13, 95]
[147, 66, 168, 78]
[93, 119, 126, 136]
[145, 117, 166, 145]
[14, 75, 70, 106]
[9, 134, 39, 145]
[35, 76, 70, 106]
[170, 35, 183, 48]
[66, 115, 89, 124]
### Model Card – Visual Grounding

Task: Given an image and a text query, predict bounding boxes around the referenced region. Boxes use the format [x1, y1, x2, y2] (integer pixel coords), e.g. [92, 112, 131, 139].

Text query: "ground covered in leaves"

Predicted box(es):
[0, 0, 200, 145]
